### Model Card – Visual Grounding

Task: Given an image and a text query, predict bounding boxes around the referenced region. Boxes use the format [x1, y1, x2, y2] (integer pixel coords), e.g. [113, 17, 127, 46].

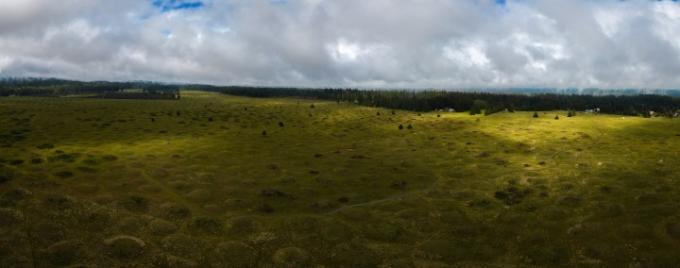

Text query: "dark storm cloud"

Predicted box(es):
[1, 0, 680, 89]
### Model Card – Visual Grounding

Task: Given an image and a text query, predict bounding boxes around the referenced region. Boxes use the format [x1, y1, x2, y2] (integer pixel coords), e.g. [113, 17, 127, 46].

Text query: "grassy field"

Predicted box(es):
[1, 91, 680, 267]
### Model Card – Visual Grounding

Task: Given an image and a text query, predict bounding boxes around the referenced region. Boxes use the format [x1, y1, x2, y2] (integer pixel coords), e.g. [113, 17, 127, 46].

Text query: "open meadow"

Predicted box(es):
[1, 91, 680, 267]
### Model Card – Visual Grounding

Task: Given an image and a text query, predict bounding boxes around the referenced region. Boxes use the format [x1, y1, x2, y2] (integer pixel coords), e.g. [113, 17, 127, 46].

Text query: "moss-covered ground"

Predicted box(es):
[1, 91, 680, 267]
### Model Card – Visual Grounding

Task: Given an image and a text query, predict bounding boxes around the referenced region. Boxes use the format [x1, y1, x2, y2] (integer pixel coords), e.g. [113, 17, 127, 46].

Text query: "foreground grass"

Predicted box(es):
[1, 91, 680, 267]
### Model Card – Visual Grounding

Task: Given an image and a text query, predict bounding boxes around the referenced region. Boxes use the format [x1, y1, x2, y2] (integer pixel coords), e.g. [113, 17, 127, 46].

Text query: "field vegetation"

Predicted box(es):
[1, 91, 680, 267]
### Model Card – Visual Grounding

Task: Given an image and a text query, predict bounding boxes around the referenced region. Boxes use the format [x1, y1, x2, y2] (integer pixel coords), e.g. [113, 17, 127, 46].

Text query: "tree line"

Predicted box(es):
[2, 78, 679, 116]
[0, 78, 180, 99]
[192, 85, 680, 117]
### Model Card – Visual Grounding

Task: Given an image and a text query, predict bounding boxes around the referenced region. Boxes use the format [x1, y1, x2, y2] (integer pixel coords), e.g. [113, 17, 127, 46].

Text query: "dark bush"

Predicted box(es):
[257, 204, 275, 213]
[102, 155, 118, 161]
[37, 143, 55, 149]
[119, 195, 149, 212]
[494, 186, 531, 205]
[390, 180, 407, 190]
[54, 170, 74, 178]
[190, 216, 223, 234]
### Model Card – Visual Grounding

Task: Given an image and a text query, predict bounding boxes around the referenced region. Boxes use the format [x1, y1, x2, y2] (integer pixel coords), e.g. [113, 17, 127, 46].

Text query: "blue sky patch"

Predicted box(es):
[152, 0, 204, 12]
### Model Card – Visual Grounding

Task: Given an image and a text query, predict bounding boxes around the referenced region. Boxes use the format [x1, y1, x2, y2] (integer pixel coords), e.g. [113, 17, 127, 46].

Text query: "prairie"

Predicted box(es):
[1, 91, 680, 267]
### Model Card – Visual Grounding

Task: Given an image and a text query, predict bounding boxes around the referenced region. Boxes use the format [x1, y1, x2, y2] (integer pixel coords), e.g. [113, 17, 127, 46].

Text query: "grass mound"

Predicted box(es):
[272, 247, 310, 267]
[103, 235, 146, 259]
[208, 241, 256, 267]
[47, 240, 84, 266]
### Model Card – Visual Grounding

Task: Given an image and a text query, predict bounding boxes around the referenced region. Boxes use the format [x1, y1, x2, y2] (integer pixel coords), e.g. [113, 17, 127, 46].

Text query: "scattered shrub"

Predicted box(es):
[37, 143, 55, 149]
[261, 189, 286, 197]
[118, 195, 149, 212]
[190, 216, 223, 235]
[50, 153, 79, 163]
[102, 155, 118, 161]
[494, 186, 531, 205]
[390, 180, 407, 190]
[257, 204, 275, 213]
[54, 170, 75, 178]
[44, 195, 74, 210]
[77, 166, 97, 173]
[666, 221, 680, 240]
[0, 168, 14, 184]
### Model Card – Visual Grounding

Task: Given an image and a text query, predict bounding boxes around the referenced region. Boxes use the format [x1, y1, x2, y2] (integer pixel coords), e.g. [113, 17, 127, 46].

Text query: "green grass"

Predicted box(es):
[1, 91, 680, 267]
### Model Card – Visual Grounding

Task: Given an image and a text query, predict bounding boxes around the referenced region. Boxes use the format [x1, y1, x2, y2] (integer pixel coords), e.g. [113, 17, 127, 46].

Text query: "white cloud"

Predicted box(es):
[0, 0, 680, 89]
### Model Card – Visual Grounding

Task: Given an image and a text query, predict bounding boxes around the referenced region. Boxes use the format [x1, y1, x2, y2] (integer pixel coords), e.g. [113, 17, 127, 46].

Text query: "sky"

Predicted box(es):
[1, 0, 680, 89]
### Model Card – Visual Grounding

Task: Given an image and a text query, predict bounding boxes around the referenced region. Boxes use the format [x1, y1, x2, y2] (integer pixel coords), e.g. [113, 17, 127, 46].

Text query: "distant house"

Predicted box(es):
[585, 108, 601, 114]
[447, 108, 455, 112]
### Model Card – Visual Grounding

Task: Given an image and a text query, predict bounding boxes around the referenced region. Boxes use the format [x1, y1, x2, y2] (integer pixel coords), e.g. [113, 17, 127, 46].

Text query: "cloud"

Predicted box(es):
[0, 0, 680, 89]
